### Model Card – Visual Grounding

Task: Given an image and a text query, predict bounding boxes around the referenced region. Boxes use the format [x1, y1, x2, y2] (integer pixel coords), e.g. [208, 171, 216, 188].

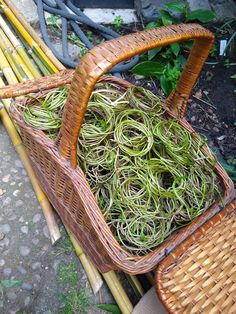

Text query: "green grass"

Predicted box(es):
[57, 262, 78, 286]
[56, 259, 92, 313]
[55, 234, 74, 256]
[27, 221, 35, 231]
[59, 288, 92, 314]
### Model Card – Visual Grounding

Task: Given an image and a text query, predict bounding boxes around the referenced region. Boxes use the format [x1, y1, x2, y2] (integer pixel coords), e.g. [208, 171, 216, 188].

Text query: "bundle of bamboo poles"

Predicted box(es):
[0, 1, 149, 312]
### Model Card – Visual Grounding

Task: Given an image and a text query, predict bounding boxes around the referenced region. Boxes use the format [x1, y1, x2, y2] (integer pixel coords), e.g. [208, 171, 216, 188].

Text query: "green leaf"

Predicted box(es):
[0, 280, 23, 288]
[231, 73, 236, 79]
[220, 161, 236, 183]
[170, 43, 180, 56]
[165, 1, 187, 13]
[176, 54, 187, 67]
[46, 14, 60, 26]
[97, 304, 121, 314]
[131, 61, 164, 77]
[160, 75, 174, 95]
[148, 47, 162, 60]
[159, 10, 178, 26]
[186, 9, 215, 23]
[183, 40, 193, 49]
[145, 21, 158, 30]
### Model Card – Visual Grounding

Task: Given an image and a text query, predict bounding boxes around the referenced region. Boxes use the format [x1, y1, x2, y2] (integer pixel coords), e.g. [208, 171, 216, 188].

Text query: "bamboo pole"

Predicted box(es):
[127, 275, 145, 297]
[0, 46, 18, 85]
[103, 271, 134, 314]
[0, 29, 34, 81]
[0, 1, 59, 74]
[0, 104, 61, 244]
[2, 0, 64, 71]
[0, 52, 61, 244]
[68, 229, 103, 295]
[0, 14, 41, 78]
[5, 24, 53, 77]
[0, 31, 22, 81]
[0, 29, 34, 79]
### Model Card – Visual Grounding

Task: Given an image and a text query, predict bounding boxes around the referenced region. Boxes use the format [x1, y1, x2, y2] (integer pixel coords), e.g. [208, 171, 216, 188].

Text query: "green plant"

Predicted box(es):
[231, 73, 236, 93]
[0, 279, 23, 288]
[224, 58, 231, 68]
[0, 279, 23, 297]
[131, 1, 215, 95]
[97, 304, 121, 314]
[221, 159, 236, 184]
[114, 16, 123, 33]
[86, 31, 93, 42]
[59, 288, 92, 314]
[55, 234, 74, 256]
[210, 43, 217, 57]
[46, 14, 61, 30]
[27, 221, 35, 231]
[215, 18, 236, 57]
[46, 14, 87, 57]
[57, 262, 78, 286]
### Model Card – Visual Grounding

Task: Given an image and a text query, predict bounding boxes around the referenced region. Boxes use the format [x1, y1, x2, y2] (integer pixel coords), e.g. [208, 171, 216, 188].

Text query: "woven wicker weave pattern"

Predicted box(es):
[0, 24, 234, 274]
[156, 200, 236, 313]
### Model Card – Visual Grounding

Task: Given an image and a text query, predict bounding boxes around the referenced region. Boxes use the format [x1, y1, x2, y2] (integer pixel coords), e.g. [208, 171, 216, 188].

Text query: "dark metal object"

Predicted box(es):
[71, 0, 134, 9]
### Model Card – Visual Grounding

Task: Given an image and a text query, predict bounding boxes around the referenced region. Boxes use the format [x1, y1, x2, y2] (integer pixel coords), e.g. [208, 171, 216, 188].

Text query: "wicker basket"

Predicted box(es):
[155, 199, 236, 313]
[0, 23, 235, 274]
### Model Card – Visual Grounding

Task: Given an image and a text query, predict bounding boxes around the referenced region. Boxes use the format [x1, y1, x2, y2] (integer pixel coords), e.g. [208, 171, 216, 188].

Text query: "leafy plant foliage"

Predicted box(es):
[131, 1, 215, 95]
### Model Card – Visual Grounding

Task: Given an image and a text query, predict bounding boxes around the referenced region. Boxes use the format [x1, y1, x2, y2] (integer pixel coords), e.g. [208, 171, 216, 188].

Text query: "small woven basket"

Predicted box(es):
[155, 199, 236, 313]
[0, 23, 235, 274]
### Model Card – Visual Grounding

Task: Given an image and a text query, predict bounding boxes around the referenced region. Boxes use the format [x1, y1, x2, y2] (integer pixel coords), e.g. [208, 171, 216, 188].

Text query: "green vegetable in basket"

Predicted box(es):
[22, 84, 222, 256]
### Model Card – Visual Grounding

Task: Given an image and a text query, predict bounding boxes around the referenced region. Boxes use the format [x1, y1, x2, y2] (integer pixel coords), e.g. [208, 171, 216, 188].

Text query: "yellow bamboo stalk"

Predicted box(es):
[0, 14, 41, 78]
[67, 228, 103, 295]
[0, 16, 62, 244]
[0, 53, 61, 243]
[0, 1, 59, 74]
[128, 275, 145, 297]
[0, 105, 61, 244]
[0, 30, 32, 81]
[2, 0, 64, 71]
[103, 271, 134, 314]
[0, 29, 34, 81]
[0, 46, 18, 85]
[0, 32, 22, 81]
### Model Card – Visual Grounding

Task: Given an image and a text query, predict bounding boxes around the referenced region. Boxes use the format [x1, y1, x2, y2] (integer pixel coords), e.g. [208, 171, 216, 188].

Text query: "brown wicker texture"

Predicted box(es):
[0, 23, 235, 274]
[156, 199, 236, 314]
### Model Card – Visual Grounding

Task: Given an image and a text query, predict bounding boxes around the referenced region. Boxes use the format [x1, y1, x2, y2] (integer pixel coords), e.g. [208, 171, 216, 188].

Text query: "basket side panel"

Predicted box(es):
[19, 128, 115, 272]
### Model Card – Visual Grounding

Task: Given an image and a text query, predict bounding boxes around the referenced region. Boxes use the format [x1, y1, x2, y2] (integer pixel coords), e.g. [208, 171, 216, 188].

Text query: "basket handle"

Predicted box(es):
[0, 69, 74, 99]
[55, 23, 214, 168]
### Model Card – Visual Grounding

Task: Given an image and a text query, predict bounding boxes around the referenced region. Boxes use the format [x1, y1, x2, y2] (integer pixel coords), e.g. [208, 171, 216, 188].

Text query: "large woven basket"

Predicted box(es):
[0, 23, 235, 274]
[155, 199, 236, 313]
